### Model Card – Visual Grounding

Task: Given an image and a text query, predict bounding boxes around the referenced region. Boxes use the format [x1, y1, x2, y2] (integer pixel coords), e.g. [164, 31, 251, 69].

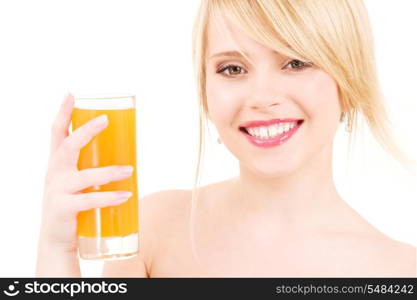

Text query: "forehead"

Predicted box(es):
[207, 15, 260, 56]
[206, 13, 278, 59]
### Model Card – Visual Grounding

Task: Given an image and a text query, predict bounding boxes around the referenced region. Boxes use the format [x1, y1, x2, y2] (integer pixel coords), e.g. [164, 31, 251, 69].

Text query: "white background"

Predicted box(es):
[0, 0, 415, 277]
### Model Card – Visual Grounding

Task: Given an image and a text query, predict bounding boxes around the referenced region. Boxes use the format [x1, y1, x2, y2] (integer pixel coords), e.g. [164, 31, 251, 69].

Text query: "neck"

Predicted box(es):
[231, 144, 344, 228]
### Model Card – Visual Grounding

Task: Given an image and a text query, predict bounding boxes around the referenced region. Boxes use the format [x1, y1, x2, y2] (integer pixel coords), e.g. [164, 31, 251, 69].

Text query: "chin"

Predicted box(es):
[244, 158, 302, 179]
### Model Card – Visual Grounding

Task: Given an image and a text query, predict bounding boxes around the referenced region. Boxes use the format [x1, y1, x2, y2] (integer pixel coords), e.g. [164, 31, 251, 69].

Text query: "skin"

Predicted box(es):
[37, 14, 416, 277]
[36, 94, 135, 277]
[103, 14, 415, 277]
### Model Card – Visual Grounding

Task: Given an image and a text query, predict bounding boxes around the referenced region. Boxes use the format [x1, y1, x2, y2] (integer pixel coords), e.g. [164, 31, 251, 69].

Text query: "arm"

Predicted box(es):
[36, 240, 81, 277]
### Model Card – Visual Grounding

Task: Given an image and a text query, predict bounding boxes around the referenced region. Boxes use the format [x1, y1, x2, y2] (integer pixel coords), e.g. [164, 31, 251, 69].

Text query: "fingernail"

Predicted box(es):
[62, 92, 71, 105]
[93, 114, 108, 125]
[120, 166, 134, 175]
[116, 191, 132, 198]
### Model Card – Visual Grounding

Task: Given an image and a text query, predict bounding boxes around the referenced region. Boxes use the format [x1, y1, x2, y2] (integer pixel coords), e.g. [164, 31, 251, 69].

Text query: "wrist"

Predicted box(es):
[36, 244, 81, 277]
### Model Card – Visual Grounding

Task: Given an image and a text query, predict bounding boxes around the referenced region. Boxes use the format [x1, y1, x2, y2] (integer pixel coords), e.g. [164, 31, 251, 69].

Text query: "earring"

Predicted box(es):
[343, 112, 352, 132]
[217, 136, 222, 144]
[340, 112, 345, 122]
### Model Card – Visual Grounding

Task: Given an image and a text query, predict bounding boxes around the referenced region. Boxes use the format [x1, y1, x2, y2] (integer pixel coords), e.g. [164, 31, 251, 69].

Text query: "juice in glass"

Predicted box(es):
[71, 94, 139, 260]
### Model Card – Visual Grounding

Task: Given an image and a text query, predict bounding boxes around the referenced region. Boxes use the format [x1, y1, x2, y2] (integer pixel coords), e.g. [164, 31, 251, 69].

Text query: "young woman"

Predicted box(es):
[36, 0, 416, 277]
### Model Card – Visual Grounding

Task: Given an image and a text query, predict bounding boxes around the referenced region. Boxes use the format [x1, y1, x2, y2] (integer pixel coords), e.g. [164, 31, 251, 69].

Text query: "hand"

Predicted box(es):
[39, 93, 134, 253]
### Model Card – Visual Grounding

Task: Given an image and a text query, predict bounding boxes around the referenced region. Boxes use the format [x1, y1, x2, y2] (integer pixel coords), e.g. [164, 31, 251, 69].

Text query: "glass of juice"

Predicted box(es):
[71, 93, 139, 260]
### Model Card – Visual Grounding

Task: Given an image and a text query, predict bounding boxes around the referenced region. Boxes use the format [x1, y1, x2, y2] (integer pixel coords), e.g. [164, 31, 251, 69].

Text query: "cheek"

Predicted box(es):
[298, 71, 341, 126]
[206, 77, 244, 125]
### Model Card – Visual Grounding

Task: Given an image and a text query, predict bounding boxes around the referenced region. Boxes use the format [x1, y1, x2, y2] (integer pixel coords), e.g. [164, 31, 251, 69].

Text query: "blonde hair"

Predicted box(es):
[189, 0, 412, 265]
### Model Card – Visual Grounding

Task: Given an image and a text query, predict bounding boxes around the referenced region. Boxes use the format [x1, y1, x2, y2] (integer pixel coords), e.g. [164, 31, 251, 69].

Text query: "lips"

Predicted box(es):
[238, 118, 304, 148]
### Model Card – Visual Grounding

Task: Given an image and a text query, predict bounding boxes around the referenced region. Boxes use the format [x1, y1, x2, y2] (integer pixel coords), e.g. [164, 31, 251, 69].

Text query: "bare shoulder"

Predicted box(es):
[143, 189, 192, 211]
[381, 238, 416, 276]
[141, 189, 192, 227]
[141, 179, 233, 216]
[102, 189, 191, 278]
[335, 203, 417, 277]
[362, 233, 417, 277]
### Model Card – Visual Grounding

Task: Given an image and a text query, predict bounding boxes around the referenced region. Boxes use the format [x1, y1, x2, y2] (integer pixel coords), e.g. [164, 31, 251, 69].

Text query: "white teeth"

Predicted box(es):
[285, 123, 290, 132]
[245, 122, 298, 139]
[247, 127, 256, 137]
[259, 127, 268, 138]
[268, 124, 279, 137]
[254, 127, 261, 137]
[277, 124, 285, 135]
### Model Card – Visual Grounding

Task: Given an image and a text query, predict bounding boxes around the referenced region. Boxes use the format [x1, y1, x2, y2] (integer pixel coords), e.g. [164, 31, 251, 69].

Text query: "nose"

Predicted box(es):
[246, 71, 287, 111]
[248, 95, 284, 111]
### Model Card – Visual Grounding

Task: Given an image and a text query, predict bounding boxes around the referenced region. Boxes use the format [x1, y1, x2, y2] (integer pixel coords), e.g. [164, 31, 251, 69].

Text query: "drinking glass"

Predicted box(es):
[71, 93, 139, 260]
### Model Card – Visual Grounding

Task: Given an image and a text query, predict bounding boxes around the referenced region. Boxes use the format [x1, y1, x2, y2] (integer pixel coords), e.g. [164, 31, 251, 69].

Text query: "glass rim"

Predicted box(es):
[73, 93, 135, 110]
[74, 93, 135, 100]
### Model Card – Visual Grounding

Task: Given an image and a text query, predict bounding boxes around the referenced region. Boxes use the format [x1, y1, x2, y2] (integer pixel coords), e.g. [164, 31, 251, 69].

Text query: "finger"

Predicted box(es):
[63, 165, 134, 193]
[50, 92, 75, 156]
[55, 114, 108, 169]
[69, 191, 132, 213]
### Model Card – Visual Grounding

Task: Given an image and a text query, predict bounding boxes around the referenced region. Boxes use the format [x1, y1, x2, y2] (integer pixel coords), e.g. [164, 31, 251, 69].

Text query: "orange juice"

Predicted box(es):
[71, 94, 138, 260]
[72, 108, 138, 237]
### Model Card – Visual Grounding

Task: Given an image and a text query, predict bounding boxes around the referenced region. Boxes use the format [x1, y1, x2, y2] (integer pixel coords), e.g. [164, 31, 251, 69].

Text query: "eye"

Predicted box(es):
[284, 59, 312, 71]
[216, 64, 247, 77]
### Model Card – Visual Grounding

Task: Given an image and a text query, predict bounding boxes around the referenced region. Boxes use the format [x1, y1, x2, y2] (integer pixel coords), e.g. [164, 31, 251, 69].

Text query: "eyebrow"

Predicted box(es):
[208, 50, 249, 60]
[208, 50, 287, 62]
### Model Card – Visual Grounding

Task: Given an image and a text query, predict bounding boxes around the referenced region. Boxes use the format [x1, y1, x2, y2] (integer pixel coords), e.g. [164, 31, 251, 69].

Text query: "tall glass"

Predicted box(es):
[71, 94, 139, 260]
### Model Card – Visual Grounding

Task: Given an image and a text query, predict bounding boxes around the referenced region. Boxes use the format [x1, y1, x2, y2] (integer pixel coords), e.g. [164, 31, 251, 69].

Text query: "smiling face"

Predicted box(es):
[205, 14, 343, 178]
